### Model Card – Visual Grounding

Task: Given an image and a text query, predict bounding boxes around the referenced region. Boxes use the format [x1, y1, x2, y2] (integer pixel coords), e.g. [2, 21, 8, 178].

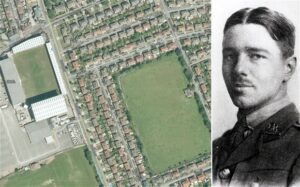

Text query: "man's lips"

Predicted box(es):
[231, 81, 254, 92]
[233, 82, 254, 87]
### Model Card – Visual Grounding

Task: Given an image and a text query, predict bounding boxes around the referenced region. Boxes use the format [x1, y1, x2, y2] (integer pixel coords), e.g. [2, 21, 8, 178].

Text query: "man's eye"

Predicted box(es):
[249, 54, 265, 60]
[223, 54, 236, 61]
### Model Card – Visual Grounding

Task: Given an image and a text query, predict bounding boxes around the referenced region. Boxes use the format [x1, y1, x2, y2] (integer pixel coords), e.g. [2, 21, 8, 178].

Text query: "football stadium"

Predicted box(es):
[0, 35, 68, 122]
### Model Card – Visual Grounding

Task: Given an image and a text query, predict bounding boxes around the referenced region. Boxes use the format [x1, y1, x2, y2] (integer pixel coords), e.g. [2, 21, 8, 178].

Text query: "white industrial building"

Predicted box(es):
[0, 58, 26, 106]
[46, 42, 67, 95]
[31, 95, 68, 122]
[12, 36, 45, 54]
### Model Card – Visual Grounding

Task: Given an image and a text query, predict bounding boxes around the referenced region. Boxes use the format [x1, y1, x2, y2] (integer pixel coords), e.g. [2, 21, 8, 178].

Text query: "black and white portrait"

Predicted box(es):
[211, 0, 300, 186]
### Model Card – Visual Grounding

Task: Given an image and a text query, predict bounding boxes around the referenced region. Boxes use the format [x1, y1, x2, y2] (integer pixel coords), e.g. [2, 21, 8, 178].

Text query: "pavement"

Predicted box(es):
[0, 111, 18, 178]
[0, 105, 75, 178]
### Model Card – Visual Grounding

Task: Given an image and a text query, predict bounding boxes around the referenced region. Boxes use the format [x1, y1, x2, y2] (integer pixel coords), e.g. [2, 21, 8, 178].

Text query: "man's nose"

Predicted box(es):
[234, 54, 248, 76]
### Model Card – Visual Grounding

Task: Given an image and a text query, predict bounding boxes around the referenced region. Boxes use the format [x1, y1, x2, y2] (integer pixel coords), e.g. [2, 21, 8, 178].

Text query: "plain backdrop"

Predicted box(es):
[211, 0, 300, 139]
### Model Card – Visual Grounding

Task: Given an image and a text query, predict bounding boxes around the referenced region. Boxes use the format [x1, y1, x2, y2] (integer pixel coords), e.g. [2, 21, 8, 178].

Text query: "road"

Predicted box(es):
[38, 0, 109, 185]
[96, 70, 142, 185]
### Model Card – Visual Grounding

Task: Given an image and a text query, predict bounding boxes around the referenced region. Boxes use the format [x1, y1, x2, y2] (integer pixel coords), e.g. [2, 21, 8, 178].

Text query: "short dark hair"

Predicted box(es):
[224, 7, 295, 59]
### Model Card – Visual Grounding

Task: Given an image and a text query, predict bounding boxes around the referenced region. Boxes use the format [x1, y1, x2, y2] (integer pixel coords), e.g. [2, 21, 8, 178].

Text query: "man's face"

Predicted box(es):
[222, 24, 287, 110]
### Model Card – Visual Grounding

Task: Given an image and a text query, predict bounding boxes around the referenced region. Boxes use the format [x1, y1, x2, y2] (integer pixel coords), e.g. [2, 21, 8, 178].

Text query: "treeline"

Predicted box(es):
[175, 49, 193, 81]
[194, 93, 210, 132]
[83, 147, 104, 187]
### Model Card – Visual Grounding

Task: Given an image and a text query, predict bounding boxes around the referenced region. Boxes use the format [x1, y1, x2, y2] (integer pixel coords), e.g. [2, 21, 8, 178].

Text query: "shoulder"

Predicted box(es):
[213, 128, 234, 148]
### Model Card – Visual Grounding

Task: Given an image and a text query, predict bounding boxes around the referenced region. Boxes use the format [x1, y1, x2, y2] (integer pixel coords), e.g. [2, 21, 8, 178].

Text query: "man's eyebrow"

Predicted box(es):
[222, 47, 271, 54]
[245, 47, 270, 54]
[222, 47, 236, 53]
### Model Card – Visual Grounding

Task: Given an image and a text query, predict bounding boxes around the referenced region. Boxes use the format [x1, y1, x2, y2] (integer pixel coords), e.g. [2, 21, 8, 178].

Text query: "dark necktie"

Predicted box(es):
[231, 116, 253, 148]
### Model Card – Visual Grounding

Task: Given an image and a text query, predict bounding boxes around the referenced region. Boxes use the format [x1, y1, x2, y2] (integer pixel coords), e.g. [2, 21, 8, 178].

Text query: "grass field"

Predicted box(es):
[120, 53, 210, 174]
[4, 147, 98, 187]
[13, 46, 59, 98]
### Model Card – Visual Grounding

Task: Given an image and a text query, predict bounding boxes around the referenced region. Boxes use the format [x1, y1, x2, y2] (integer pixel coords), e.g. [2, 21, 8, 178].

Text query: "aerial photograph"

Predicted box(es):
[0, 0, 211, 186]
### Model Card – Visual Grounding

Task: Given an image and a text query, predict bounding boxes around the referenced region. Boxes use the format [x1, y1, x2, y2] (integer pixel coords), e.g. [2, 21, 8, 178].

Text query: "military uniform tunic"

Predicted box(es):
[213, 104, 300, 186]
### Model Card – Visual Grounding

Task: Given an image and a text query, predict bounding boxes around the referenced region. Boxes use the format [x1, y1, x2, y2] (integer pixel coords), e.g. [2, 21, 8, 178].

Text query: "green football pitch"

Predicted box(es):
[3, 147, 98, 187]
[120, 53, 210, 174]
[13, 46, 59, 98]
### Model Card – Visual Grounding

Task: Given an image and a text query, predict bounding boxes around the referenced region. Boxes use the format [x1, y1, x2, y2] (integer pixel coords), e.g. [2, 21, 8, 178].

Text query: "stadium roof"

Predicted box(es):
[46, 43, 67, 95]
[0, 58, 26, 106]
[12, 36, 45, 54]
[31, 95, 68, 122]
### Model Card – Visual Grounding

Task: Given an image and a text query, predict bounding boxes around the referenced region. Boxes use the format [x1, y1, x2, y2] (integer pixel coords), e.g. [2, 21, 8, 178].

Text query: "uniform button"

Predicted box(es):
[243, 129, 253, 138]
[219, 168, 231, 179]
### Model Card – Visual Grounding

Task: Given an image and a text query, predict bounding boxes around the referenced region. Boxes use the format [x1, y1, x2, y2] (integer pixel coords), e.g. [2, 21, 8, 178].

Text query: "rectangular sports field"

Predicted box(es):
[13, 46, 59, 98]
[120, 53, 210, 174]
[3, 147, 98, 187]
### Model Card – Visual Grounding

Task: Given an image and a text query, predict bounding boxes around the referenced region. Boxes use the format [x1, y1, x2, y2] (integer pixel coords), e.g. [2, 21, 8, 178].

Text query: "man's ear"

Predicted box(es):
[283, 56, 297, 82]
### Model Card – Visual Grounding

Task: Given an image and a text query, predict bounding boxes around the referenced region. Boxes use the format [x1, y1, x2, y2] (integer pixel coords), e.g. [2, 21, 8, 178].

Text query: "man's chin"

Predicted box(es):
[232, 97, 256, 110]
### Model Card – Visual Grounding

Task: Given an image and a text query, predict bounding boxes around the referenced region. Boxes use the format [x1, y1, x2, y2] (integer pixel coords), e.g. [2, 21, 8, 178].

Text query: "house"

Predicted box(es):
[142, 21, 151, 31]
[86, 102, 93, 111]
[126, 58, 136, 66]
[103, 111, 111, 119]
[78, 18, 88, 27]
[109, 21, 119, 29]
[84, 94, 92, 103]
[135, 11, 144, 18]
[194, 66, 202, 76]
[117, 31, 126, 39]
[138, 164, 145, 173]
[134, 54, 144, 63]
[99, 95, 105, 104]
[186, 24, 194, 31]
[197, 50, 207, 61]
[177, 24, 185, 32]
[66, 0, 76, 9]
[121, 1, 130, 9]
[104, 8, 113, 17]
[159, 45, 168, 53]
[182, 38, 192, 46]
[78, 77, 85, 87]
[70, 22, 79, 31]
[134, 24, 144, 33]
[72, 61, 80, 70]
[112, 5, 122, 13]
[87, 15, 96, 24]
[127, 13, 136, 22]
[143, 51, 154, 60]
[200, 83, 208, 94]
[149, 17, 158, 26]
[126, 28, 134, 36]
[167, 42, 177, 50]
[95, 11, 105, 20]
[55, 4, 66, 15]
[182, 178, 191, 187]
[111, 93, 118, 103]
[124, 162, 131, 171]
[110, 33, 119, 42]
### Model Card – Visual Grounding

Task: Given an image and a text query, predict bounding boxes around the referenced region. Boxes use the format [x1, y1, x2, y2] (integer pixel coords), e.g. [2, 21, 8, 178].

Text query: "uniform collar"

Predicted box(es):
[222, 103, 299, 169]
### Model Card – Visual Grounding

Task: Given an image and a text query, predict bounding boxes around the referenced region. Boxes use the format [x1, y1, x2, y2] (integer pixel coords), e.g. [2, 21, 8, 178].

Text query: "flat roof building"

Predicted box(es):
[25, 120, 52, 143]
[12, 36, 45, 54]
[0, 58, 26, 106]
[31, 95, 68, 122]
[46, 42, 67, 95]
